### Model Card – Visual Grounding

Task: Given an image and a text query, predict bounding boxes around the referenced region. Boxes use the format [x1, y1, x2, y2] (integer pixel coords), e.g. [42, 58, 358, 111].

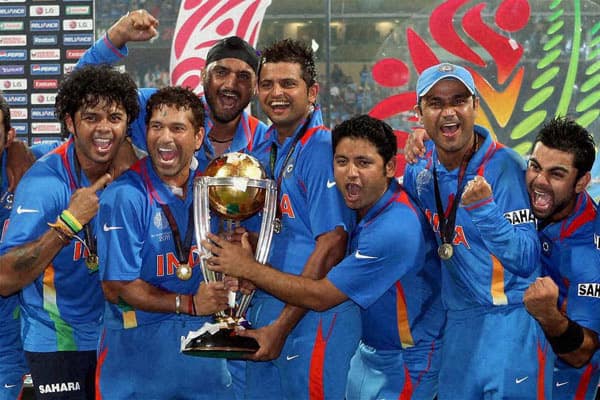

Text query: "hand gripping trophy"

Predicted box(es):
[180, 152, 276, 358]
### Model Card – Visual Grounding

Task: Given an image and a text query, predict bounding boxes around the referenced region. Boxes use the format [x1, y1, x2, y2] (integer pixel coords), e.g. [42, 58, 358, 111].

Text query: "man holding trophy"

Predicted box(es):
[95, 87, 235, 399]
[217, 39, 361, 399]
[203, 115, 445, 399]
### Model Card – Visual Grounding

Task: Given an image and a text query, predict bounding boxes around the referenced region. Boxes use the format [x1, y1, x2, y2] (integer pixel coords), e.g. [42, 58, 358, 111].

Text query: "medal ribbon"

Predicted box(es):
[432, 134, 478, 246]
[60, 140, 98, 270]
[268, 111, 315, 226]
[141, 161, 195, 267]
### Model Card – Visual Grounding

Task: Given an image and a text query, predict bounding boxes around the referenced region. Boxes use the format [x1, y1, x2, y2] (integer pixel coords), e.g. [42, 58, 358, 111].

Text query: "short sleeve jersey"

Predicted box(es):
[327, 180, 444, 350]
[96, 157, 209, 329]
[0, 140, 104, 352]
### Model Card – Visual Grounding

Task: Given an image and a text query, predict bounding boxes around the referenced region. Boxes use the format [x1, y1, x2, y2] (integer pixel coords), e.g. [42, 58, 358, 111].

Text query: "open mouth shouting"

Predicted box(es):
[344, 182, 361, 205]
[530, 188, 552, 217]
[440, 122, 460, 138]
[218, 89, 240, 111]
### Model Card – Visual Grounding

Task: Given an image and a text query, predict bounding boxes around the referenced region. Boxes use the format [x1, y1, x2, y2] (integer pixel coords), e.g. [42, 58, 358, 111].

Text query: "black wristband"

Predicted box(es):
[548, 319, 584, 354]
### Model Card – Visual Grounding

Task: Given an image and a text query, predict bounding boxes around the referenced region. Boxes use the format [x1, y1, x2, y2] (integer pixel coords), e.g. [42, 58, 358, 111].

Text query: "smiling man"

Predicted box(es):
[0, 64, 139, 400]
[523, 117, 600, 400]
[403, 62, 553, 399]
[204, 115, 444, 399]
[95, 86, 235, 399]
[224, 38, 360, 400]
[77, 9, 267, 170]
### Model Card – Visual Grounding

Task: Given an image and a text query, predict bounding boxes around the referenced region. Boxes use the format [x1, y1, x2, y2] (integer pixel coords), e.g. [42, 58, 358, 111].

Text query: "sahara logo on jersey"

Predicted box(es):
[578, 283, 600, 298]
[39, 382, 80, 394]
[503, 209, 535, 225]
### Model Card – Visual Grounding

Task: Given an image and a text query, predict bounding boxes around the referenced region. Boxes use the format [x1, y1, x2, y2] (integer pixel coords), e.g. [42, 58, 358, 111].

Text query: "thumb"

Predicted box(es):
[241, 232, 252, 251]
[89, 173, 113, 192]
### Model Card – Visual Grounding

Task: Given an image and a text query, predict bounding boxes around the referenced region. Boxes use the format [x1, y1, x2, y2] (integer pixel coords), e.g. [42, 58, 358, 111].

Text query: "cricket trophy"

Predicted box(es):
[181, 152, 276, 358]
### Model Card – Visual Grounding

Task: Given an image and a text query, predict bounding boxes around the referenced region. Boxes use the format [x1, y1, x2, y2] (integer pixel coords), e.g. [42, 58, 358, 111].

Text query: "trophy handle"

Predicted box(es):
[235, 179, 277, 319]
[194, 178, 216, 284]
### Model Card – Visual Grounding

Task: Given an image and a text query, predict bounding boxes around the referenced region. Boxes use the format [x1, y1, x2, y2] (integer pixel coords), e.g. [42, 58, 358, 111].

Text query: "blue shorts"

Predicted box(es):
[245, 297, 361, 399]
[25, 350, 96, 400]
[0, 298, 28, 400]
[439, 305, 555, 400]
[552, 353, 600, 400]
[97, 318, 234, 400]
[346, 341, 439, 400]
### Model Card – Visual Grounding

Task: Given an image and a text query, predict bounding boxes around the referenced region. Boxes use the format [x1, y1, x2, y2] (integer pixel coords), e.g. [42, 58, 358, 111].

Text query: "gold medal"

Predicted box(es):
[176, 263, 192, 280]
[85, 254, 99, 272]
[438, 243, 454, 260]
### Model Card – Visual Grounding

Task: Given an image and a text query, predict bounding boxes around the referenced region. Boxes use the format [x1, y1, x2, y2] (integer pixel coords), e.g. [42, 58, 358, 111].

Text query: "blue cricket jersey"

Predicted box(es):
[539, 191, 600, 399]
[404, 125, 541, 310]
[0, 140, 104, 352]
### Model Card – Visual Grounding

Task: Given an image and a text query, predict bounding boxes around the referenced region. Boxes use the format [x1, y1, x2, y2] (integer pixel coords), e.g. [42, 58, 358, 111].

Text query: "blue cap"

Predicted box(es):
[416, 63, 476, 102]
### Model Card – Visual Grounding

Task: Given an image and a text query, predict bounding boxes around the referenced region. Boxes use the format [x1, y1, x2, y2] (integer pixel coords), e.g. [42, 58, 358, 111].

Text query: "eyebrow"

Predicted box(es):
[528, 157, 571, 173]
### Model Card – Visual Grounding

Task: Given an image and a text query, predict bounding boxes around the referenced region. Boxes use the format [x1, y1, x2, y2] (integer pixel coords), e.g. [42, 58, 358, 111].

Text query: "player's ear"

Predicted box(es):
[575, 171, 590, 194]
[64, 114, 76, 136]
[385, 157, 396, 179]
[195, 127, 204, 151]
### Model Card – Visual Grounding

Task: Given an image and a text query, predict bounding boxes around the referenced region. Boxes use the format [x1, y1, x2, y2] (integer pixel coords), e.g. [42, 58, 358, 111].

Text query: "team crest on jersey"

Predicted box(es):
[0, 191, 13, 210]
[415, 169, 432, 196]
[541, 241, 551, 253]
[578, 283, 600, 298]
[503, 209, 535, 225]
[283, 161, 294, 178]
[153, 211, 168, 230]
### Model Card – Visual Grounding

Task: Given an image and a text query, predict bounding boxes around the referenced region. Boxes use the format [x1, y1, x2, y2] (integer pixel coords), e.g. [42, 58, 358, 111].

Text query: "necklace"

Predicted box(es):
[208, 135, 233, 144]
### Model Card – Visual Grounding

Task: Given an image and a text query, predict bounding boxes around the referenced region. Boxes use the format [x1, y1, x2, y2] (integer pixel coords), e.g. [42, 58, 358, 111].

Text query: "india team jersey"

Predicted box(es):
[97, 157, 209, 329]
[539, 191, 600, 398]
[77, 35, 268, 166]
[327, 180, 444, 351]
[0, 140, 104, 352]
[404, 125, 540, 310]
[251, 107, 353, 277]
[0, 150, 29, 394]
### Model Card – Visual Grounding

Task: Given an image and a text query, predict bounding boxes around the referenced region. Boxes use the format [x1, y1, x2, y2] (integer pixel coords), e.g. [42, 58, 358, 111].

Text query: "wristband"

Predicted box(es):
[548, 318, 584, 354]
[49, 226, 71, 245]
[60, 210, 83, 234]
[189, 295, 197, 316]
[175, 294, 181, 315]
[48, 220, 75, 240]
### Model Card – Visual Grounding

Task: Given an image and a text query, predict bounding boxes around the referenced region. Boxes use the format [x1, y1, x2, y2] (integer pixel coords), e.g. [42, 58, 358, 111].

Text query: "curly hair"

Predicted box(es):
[259, 38, 316, 87]
[533, 116, 596, 178]
[0, 95, 11, 140]
[332, 115, 397, 165]
[145, 86, 204, 132]
[54, 64, 139, 138]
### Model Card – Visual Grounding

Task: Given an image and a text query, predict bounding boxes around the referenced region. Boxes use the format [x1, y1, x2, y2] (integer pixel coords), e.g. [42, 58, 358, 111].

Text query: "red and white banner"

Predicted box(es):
[170, 0, 271, 95]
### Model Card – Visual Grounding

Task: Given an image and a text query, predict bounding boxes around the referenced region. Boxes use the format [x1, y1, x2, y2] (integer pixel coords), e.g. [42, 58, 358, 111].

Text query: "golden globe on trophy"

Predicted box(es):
[180, 152, 277, 359]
